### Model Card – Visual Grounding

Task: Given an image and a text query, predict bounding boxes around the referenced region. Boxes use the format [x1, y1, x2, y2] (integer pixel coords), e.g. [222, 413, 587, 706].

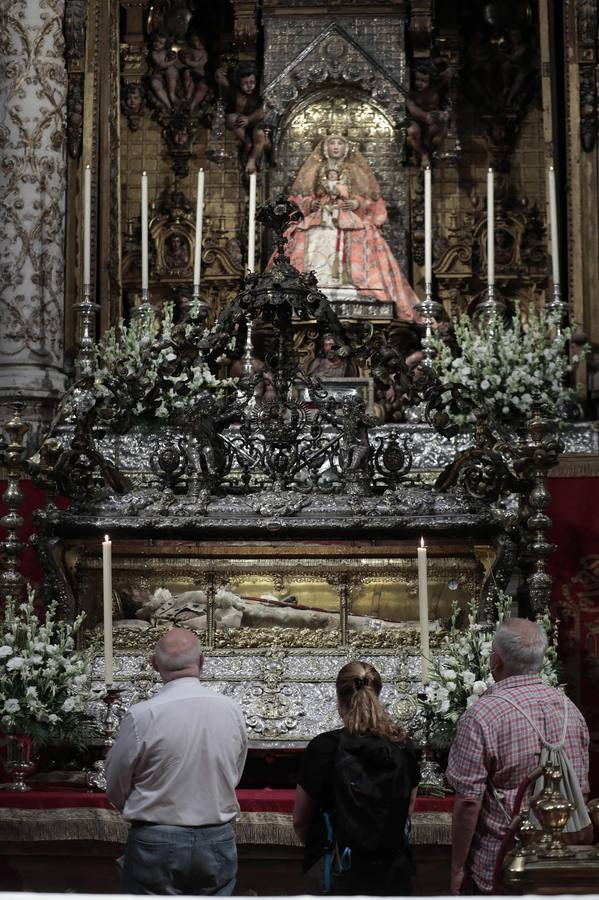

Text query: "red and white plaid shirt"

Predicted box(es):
[445, 675, 589, 893]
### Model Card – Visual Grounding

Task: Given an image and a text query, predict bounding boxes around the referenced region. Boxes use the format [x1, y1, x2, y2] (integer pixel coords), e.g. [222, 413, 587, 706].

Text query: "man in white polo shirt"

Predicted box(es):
[105, 628, 248, 895]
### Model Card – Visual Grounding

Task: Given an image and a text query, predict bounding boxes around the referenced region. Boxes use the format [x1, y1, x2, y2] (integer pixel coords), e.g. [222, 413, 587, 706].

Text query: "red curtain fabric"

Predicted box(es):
[548, 475, 599, 798]
[0, 480, 69, 587]
[0, 787, 453, 813]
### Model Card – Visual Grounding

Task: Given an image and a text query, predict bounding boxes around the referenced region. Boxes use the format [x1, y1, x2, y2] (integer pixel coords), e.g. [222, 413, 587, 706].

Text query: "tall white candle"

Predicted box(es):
[548, 166, 560, 286]
[102, 535, 113, 686]
[247, 171, 257, 273]
[424, 166, 432, 284]
[193, 168, 205, 289]
[141, 172, 149, 291]
[83, 164, 91, 288]
[487, 168, 495, 287]
[417, 537, 430, 683]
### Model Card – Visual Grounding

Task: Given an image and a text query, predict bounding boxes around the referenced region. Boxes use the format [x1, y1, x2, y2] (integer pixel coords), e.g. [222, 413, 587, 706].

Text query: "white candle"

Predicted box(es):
[417, 537, 430, 683]
[247, 171, 257, 273]
[102, 535, 113, 686]
[83, 164, 91, 287]
[487, 168, 495, 287]
[424, 166, 432, 284]
[193, 168, 205, 289]
[141, 172, 149, 291]
[548, 166, 560, 286]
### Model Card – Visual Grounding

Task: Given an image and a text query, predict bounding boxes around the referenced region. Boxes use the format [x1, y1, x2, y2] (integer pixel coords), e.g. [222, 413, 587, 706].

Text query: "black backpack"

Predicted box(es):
[332, 730, 413, 858]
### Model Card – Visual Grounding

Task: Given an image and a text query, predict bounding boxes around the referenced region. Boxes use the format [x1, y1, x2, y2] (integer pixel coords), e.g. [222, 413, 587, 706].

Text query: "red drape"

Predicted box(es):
[548, 474, 599, 797]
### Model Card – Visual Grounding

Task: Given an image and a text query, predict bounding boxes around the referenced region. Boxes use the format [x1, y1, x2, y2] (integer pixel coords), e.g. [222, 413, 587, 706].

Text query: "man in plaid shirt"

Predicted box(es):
[446, 618, 590, 894]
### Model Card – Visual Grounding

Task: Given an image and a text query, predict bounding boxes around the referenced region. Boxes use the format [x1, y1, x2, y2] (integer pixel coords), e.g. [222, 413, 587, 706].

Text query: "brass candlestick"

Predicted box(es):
[530, 765, 575, 858]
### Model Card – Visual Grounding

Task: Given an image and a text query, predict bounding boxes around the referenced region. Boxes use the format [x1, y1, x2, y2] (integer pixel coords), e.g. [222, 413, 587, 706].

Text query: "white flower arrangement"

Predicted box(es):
[429, 305, 582, 426]
[93, 301, 235, 423]
[421, 595, 560, 751]
[0, 589, 98, 747]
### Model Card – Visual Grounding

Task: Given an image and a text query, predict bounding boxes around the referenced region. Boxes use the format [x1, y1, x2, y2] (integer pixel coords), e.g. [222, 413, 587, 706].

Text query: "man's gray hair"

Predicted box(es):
[154, 632, 202, 673]
[492, 618, 547, 675]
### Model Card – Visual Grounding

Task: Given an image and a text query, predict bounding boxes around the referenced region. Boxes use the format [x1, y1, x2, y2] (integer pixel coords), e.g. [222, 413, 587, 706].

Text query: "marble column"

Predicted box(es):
[0, 0, 68, 443]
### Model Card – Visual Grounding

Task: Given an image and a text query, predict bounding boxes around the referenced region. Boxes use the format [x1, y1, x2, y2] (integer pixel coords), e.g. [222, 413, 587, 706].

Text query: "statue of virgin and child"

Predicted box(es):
[282, 134, 419, 321]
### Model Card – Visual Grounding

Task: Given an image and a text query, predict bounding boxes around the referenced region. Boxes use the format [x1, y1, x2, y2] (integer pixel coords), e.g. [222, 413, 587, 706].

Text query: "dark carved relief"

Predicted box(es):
[434, 200, 546, 291]
[577, 0, 598, 151]
[461, 1, 537, 170]
[64, 0, 86, 64]
[64, 0, 87, 161]
[159, 112, 201, 178]
[66, 74, 84, 160]
[119, 1, 216, 175]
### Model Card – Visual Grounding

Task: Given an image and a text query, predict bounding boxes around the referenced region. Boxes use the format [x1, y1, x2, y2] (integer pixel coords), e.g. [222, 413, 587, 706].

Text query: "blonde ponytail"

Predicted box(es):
[336, 660, 406, 743]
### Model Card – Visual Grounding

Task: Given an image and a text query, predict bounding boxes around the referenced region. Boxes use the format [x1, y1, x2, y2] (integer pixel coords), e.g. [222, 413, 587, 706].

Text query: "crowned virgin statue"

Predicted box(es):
[283, 134, 419, 320]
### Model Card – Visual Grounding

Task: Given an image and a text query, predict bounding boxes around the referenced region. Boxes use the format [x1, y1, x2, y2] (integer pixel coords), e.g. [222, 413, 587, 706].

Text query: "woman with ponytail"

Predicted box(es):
[293, 660, 420, 895]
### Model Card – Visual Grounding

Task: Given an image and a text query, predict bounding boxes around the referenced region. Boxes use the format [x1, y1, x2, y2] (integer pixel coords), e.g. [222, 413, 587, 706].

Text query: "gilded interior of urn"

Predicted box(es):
[68, 541, 488, 650]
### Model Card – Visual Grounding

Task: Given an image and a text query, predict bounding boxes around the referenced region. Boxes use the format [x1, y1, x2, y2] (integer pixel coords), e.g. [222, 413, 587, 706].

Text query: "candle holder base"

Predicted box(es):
[87, 686, 123, 792]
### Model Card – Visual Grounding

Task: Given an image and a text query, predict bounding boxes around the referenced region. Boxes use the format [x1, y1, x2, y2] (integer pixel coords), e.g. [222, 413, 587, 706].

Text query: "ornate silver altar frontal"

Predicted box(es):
[92, 646, 427, 746]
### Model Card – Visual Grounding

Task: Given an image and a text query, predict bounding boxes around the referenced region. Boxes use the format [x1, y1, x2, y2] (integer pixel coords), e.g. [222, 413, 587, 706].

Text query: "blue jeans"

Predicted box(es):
[121, 822, 237, 895]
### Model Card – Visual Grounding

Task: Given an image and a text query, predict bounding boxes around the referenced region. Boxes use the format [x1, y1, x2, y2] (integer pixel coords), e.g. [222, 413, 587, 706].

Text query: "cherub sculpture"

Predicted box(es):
[406, 61, 453, 167]
[215, 62, 270, 174]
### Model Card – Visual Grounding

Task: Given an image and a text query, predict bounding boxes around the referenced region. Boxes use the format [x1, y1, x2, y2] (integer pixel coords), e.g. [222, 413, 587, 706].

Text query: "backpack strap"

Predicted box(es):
[321, 811, 335, 895]
[491, 689, 568, 751]
[488, 690, 590, 832]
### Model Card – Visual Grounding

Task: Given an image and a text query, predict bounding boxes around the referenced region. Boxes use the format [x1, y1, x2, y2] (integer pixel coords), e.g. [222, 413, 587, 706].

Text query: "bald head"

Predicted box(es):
[152, 628, 203, 682]
[491, 617, 547, 679]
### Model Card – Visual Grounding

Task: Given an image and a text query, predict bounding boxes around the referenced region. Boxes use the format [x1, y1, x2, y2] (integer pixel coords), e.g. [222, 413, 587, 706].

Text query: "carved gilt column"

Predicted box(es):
[0, 0, 68, 441]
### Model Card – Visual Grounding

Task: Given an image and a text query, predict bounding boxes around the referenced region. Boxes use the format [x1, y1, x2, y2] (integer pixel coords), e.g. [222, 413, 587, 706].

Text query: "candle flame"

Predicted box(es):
[85, 163, 90, 170]
[420, 536, 425, 548]
[104, 534, 109, 542]
[142, 170, 147, 177]
[488, 167, 493, 173]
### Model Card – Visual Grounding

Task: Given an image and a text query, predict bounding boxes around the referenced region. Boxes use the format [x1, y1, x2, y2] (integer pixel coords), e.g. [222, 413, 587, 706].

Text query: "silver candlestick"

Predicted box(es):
[130, 287, 153, 326]
[415, 282, 442, 364]
[88, 687, 123, 791]
[73, 283, 99, 379]
[545, 282, 566, 333]
[243, 315, 254, 378]
[476, 282, 499, 332]
[190, 285, 209, 321]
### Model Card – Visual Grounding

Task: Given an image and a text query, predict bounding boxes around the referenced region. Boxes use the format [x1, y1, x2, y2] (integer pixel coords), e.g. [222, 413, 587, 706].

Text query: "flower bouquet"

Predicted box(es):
[0, 589, 98, 749]
[429, 305, 582, 427]
[420, 596, 560, 753]
[91, 301, 235, 427]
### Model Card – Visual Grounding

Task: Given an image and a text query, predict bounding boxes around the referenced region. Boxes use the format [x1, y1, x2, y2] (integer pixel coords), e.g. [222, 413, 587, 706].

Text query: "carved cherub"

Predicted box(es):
[406, 61, 453, 168]
[179, 31, 209, 112]
[121, 82, 145, 132]
[498, 27, 531, 109]
[214, 62, 270, 175]
[148, 31, 180, 110]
